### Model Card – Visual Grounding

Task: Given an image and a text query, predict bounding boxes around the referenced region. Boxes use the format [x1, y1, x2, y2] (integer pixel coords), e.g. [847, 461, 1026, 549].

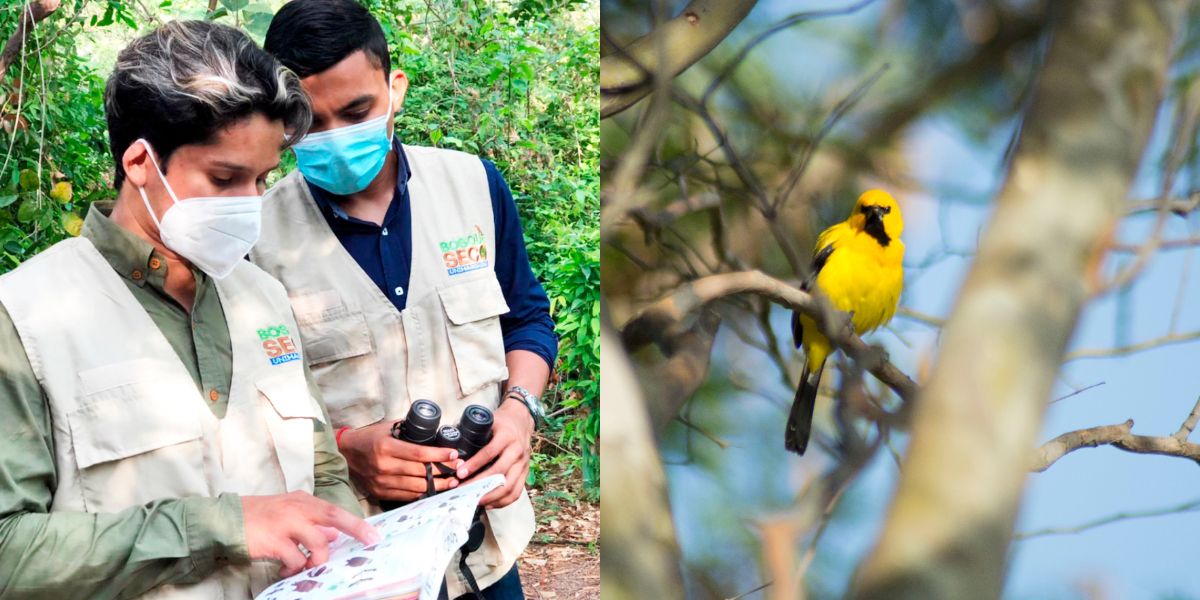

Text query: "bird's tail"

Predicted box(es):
[785, 360, 826, 455]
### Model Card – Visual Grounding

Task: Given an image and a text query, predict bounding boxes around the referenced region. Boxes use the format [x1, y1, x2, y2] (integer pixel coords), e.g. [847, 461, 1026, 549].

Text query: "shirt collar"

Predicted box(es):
[80, 201, 194, 291]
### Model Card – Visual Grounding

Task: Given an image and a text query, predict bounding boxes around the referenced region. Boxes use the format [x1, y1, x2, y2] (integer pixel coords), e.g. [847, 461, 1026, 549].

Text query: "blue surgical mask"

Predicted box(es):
[293, 89, 395, 195]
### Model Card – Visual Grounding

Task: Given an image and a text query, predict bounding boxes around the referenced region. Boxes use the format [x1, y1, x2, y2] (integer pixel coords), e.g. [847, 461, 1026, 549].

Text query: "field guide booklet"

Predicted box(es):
[255, 474, 505, 600]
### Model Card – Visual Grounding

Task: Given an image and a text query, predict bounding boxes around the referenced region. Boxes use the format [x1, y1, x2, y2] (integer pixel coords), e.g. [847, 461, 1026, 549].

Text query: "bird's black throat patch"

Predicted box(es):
[864, 217, 890, 247]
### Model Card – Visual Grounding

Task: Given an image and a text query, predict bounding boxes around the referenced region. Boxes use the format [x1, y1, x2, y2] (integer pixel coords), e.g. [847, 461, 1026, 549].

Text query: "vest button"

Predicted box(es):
[208, 389, 219, 402]
[394, 286, 404, 296]
[149, 257, 162, 270]
[131, 269, 143, 281]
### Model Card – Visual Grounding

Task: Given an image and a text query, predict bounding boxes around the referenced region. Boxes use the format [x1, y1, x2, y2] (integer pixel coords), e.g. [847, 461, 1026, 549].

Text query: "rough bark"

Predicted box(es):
[849, 1, 1184, 598]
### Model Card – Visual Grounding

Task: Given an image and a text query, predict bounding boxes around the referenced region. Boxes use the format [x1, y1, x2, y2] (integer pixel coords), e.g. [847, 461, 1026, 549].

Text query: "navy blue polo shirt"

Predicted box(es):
[305, 138, 558, 369]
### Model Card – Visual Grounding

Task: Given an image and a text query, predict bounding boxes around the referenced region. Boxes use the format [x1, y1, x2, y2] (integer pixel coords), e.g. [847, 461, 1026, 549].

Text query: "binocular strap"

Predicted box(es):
[420, 462, 460, 500]
[419, 464, 485, 599]
[456, 508, 488, 599]
[423, 463, 437, 499]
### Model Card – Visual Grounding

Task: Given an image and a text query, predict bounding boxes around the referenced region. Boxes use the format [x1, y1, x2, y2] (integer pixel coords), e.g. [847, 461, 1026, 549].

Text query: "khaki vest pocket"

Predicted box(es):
[69, 360, 208, 512]
[256, 374, 320, 493]
[289, 290, 385, 428]
[290, 290, 374, 365]
[439, 276, 511, 396]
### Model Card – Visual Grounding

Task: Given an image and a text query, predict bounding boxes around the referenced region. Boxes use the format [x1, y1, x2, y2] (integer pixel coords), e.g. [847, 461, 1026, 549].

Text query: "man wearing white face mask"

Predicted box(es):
[135, 137, 265, 280]
[0, 21, 379, 600]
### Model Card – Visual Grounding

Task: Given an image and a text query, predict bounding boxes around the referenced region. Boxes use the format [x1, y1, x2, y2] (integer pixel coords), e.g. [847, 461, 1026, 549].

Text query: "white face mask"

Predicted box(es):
[135, 139, 262, 279]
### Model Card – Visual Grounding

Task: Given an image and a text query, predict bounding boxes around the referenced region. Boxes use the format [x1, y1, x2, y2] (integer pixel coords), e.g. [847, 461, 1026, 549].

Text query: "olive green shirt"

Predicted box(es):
[0, 204, 360, 599]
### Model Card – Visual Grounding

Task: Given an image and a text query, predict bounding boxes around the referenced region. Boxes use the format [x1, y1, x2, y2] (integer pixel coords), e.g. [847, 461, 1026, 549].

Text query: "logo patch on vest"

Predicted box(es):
[441, 225, 490, 276]
[258, 324, 300, 365]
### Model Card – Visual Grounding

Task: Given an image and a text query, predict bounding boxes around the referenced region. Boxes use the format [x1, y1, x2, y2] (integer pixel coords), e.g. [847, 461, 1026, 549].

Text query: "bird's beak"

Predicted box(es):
[864, 205, 886, 226]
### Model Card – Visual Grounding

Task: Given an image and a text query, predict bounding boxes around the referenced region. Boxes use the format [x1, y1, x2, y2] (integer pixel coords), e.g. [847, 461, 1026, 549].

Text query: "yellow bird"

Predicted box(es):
[787, 189, 905, 455]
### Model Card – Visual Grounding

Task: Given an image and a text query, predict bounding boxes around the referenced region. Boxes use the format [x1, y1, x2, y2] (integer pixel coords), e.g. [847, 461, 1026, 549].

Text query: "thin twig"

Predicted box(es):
[1063, 329, 1200, 361]
[676, 415, 731, 449]
[1173, 395, 1200, 442]
[775, 63, 890, 212]
[1014, 498, 1200, 540]
[726, 580, 772, 600]
[700, 0, 877, 105]
[1049, 381, 1105, 404]
[895, 306, 945, 328]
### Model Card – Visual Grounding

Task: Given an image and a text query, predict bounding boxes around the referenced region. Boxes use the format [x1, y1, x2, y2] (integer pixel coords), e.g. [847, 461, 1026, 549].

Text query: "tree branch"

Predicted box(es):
[645, 308, 722, 430]
[1063, 329, 1200, 361]
[600, 0, 758, 119]
[0, 0, 59, 81]
[1031, 396, 1200, 471]
[1126, 192, 1200, 217]
[1109, 236, 1200, 253]
[1013, 497, 1200, 540]
[1175, 395, 1200, 442]
[620, 270, 919, 431]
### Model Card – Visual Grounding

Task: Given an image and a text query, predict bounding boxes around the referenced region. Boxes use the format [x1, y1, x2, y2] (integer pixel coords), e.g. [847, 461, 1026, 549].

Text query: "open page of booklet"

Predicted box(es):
[255, 474, 505, 600]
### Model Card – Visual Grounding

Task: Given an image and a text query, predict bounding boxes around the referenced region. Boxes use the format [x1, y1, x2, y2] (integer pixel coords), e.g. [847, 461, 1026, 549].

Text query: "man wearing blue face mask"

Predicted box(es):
[251, 2, 557, 599]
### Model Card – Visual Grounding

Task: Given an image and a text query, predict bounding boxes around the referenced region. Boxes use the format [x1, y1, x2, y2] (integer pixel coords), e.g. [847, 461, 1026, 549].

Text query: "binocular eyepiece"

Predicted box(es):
[392, 399, 494, 461]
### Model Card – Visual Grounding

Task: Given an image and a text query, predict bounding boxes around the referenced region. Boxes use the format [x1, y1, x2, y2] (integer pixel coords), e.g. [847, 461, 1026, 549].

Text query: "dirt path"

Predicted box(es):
[518, 485, 599, 599]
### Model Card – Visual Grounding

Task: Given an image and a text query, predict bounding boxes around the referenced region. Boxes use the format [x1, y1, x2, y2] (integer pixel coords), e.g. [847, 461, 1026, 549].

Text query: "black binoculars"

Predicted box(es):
[381, 400, 494, 511]
[388, 399, 492, 591]
[390, 399, 494, 462]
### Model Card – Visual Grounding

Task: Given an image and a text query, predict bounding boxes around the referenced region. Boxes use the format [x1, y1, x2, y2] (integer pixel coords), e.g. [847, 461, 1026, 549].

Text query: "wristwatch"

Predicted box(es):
[503, 385, 545, 429]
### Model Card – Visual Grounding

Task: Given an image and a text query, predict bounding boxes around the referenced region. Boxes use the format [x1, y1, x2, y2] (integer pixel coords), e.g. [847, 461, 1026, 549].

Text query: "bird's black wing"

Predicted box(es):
[792, 243, 835, 348]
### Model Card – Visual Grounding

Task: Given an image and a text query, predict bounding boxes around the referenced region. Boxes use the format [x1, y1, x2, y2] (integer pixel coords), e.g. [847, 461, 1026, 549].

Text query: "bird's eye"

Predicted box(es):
[882, 206, 891, 214]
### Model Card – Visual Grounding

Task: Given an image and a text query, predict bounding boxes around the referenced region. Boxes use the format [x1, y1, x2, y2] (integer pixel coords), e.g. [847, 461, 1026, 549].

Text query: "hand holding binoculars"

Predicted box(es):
[382, 400, 495, 508]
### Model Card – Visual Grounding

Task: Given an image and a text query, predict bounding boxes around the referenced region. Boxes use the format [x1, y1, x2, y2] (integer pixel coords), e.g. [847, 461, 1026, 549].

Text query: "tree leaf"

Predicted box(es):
[62, 213, 84, 237]
[16, 199, 37, 224]
[18, 169, 38, 192]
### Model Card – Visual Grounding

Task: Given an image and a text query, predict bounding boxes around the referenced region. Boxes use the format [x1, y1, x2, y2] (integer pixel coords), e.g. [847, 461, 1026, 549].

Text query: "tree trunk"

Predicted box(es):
[599, 315, 685, 599]
[849, 1, 1184, 598]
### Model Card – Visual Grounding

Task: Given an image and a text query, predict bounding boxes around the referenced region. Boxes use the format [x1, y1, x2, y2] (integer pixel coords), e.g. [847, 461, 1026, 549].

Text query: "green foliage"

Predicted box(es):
[0, 1, 599, 495]
[0, 0, 117, 269]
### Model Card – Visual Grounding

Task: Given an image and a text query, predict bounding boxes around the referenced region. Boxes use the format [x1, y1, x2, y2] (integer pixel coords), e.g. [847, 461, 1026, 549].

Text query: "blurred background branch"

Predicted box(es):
[1012, 497, 1200, 541]
[600, 0, 757, 118]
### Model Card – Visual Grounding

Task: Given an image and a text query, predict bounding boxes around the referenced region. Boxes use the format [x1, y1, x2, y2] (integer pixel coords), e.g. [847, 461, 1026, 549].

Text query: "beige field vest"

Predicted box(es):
[251, 145, 534, 595]
[0, 237, 324, 600]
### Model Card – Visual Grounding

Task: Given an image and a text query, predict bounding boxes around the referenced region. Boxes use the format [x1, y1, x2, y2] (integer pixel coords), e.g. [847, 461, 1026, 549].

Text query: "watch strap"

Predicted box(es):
[504, 385, 542, 429]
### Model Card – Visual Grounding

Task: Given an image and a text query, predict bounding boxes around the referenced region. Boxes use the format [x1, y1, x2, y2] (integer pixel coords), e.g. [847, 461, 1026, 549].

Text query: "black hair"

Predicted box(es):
[104, 20, 311, 189]
[263, 0, 391, 80]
